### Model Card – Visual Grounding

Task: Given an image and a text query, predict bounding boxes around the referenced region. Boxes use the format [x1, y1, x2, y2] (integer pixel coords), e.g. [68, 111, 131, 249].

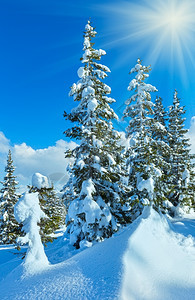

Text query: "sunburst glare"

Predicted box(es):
[102, 0, 195, 81]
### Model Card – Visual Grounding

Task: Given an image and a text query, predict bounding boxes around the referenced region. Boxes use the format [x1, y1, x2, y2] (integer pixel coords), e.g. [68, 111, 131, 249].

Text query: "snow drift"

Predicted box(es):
[0, 207, 195, 299]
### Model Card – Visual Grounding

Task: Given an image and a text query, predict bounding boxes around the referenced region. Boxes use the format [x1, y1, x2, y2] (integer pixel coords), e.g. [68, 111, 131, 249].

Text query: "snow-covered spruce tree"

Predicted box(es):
[152, 96, 172, 211]
[14, 192, 49, 275]
[167, 90, 195, 208]
[0, 150, 22, 244]
[63, 20, 131, 248]
[123, 59, 165, 217]
[29, 173, 66, 245]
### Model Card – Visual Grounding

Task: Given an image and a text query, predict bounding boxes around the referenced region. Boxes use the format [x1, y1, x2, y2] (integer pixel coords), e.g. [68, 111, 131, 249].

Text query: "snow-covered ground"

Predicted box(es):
[0, 207, 195, 300]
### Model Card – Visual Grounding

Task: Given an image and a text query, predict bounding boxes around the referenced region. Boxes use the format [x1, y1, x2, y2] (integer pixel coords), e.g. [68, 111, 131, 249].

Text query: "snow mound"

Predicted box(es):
[121, 206, 195, 300]
[32, 172, 50, 189]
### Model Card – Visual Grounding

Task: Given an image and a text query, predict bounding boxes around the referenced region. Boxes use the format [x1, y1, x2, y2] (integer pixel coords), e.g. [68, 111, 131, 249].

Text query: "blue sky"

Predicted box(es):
[0, 0, 195, 150]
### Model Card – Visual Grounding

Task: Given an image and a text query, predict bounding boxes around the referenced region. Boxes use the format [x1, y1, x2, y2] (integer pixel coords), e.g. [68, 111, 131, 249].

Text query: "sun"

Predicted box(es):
[146, 0, 195, 79]
[156, 1, 192, 35]
[164, 11, 184, 30]
[102, 0, 195, 81]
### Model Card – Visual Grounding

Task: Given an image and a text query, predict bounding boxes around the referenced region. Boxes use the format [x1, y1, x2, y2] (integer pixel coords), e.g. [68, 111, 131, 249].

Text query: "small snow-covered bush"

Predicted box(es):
[14, 192, 49, 275]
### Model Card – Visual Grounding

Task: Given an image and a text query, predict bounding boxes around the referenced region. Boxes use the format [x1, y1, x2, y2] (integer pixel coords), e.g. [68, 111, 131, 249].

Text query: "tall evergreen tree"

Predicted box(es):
[63, 20, 130, 248]
[0, 150, 22, 244]
[123, 59, 162, 217]
[167, 90, 195, 208]
[152, 96, 171, 209]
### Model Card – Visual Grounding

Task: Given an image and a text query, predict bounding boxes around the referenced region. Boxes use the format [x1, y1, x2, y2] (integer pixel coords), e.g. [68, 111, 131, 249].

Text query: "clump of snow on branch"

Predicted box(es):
[137, 165, 162, 201]
[81, 179, 101, 225]
[182, 167, 190, 187]
[137, 176, 154, 201]
[32, 173, 50, 189]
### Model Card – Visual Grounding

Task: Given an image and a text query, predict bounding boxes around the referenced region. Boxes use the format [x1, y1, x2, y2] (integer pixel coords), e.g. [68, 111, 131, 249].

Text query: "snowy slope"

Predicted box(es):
[0, 207, 195, 300]
[121, 207, 195, 300]
[0, 228, 129, 299]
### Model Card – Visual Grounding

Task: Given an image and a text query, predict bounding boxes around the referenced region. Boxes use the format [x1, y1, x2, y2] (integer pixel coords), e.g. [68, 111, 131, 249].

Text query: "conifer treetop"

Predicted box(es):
[65, 20, 118, 140]
[124, 58, 157, 138]
[127, 58, 157, 95]
[1, 149, 18, 196]
[168, 89, 189, 141]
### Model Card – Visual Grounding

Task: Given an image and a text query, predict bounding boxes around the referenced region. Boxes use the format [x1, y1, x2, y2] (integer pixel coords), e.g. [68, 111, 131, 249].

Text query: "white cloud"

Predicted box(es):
[0, 131, 77, 191]
[0, 132, 10, 178]
[187, 116, 195, 154]
[0, 132, 10, 154]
